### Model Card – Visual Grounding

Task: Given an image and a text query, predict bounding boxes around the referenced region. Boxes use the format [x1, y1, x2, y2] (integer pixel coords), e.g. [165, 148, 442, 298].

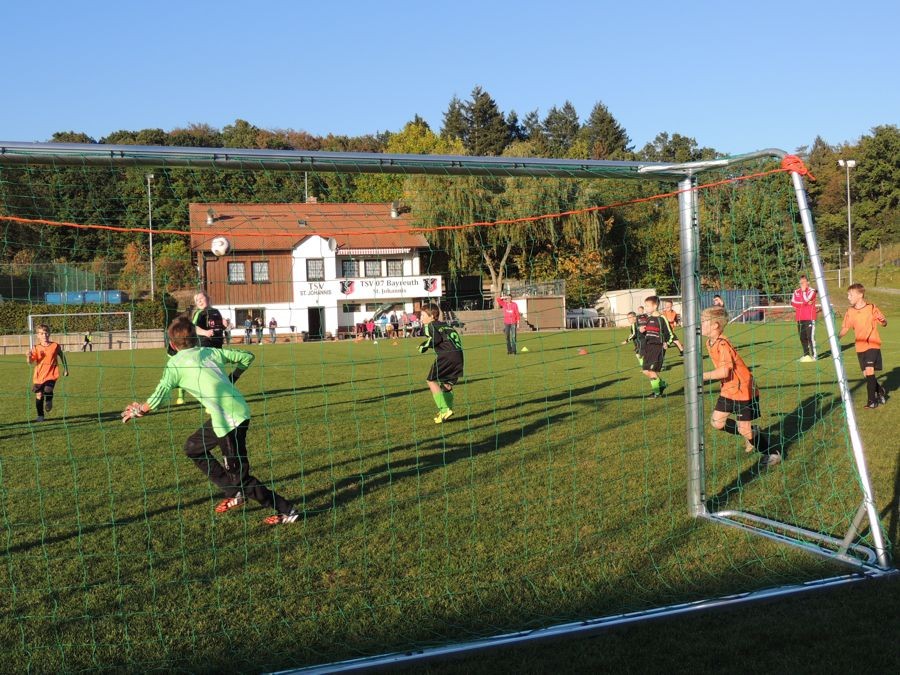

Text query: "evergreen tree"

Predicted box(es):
[542, 102, 580, 155]
[462, 86, 509, 156]
[507, 110, 526, 142]
[580, 101, 632, 159]
[441, 96, 467, 143]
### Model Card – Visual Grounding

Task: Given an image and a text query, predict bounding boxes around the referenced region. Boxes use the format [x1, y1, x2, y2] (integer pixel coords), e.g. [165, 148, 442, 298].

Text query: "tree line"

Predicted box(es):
[0, 86, 896, 304]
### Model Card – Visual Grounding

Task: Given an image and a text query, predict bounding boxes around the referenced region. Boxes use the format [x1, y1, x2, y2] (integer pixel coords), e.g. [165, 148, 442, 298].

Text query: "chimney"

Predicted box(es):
[390, 200, 399, 218]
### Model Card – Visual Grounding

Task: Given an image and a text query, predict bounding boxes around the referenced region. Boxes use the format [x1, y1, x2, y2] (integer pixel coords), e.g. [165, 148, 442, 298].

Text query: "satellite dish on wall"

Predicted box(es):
[327, 237, 338, 252]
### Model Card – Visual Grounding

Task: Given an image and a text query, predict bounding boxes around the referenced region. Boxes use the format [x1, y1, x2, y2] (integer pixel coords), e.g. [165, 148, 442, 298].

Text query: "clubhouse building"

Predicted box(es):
[189, 201, 442, 338]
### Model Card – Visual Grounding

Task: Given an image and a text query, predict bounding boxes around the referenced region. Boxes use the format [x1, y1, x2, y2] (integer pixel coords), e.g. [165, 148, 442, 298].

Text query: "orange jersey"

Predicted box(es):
[706, 335, 758, 401]
[30, 342, 64, 384]
[842, 303, 886, 352]
[662, 309, 678, 326]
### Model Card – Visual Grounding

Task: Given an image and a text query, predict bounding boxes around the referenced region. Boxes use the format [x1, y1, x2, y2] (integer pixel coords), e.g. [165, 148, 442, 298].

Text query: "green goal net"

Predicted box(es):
[0, 141, 893, 673]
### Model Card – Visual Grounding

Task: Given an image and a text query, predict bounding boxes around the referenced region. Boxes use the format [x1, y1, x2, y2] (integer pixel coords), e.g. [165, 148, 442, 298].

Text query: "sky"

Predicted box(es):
[2, 0, 898, 155]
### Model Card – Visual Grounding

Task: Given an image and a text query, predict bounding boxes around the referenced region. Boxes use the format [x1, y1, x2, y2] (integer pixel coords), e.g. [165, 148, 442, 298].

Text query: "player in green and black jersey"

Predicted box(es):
[638, 296, 674, 398]
[418, 304, 464, 424]
[621, 311, 645, 367]
[192, 292, 226, 348]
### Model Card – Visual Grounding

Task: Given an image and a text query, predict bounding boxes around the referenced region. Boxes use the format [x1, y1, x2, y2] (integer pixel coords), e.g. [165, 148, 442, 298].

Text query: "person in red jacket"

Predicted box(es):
[790, 275, 818, 362]
[496, 295, 521, 355]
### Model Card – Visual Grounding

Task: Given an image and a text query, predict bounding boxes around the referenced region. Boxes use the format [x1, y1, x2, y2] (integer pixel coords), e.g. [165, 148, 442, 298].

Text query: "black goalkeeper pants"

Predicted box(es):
[797, 320, 816, 358]
[184, 419, 292, 514]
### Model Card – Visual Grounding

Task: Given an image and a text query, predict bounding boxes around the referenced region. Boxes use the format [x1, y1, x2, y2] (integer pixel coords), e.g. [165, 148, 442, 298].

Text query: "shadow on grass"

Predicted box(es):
[706, 393, 837, 512]
[299, 410, 578, 516]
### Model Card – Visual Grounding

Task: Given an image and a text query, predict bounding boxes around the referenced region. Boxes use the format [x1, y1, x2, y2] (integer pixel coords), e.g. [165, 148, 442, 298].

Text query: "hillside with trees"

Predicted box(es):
[1, 86, 896, 304]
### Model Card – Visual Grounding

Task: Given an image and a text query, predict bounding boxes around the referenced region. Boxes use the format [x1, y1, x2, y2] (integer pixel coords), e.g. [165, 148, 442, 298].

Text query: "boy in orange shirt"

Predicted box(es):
[838, 283, 888, 409]
[701, 307, 779, 466]
[27, 324, 69, 422]
[661, 300, 685, 356]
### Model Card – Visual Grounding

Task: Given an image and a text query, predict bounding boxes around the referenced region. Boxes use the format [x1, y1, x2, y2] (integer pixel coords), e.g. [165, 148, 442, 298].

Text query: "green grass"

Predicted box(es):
[0, 293, 896, 673]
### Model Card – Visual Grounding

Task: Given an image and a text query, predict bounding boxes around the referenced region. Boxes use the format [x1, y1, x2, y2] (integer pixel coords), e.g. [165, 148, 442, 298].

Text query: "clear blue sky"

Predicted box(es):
[2, 0, 897, 155]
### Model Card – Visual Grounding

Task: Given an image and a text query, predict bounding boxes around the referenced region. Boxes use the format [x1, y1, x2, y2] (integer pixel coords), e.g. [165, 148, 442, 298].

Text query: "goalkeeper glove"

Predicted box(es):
[121, 402, 146, 423]
[229, 368, 245, 384]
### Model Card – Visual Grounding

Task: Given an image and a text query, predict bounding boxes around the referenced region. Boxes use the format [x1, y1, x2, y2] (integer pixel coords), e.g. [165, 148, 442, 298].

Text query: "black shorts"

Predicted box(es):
[427, 357, 464, 385]
[714, 395, 760, 422]
[642, 343, 665, 372]
[32, 380, 57, 394]
[857, 349, 882, 372]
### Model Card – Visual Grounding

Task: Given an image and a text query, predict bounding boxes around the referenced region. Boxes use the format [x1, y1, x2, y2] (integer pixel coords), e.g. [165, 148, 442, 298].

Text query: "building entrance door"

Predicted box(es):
[307, 307, 324, 340]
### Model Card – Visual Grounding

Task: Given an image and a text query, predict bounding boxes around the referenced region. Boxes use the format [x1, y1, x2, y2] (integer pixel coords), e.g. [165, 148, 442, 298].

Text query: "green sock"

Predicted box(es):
[432, 391, 448, 412]
[444, 390, 454, 410]
[651, 378, 660, 392]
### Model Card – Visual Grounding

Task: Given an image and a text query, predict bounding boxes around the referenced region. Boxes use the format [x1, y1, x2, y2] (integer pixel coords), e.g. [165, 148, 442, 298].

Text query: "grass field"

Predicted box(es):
[0, 288, 896, 673]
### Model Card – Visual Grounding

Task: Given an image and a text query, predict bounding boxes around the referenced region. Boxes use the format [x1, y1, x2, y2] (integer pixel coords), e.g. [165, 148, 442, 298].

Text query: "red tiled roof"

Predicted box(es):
[188, 203, 429, 252]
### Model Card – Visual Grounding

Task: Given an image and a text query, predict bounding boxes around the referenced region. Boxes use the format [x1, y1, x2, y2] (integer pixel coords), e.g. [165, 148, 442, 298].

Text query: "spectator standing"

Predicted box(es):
[253, 317, 263, 344]
[496, 295, 521, 355]
[390, 311, 400, 337]
[790, 275, 818, 362]
[244, 317, 253, 344]
[268, 317, 278, 343]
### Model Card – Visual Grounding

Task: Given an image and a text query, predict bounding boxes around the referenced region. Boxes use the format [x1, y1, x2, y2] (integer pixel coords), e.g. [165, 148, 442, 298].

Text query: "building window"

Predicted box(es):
[252, 261, 270, 283]
[227, 262, 246, 284]
[307, 258, 325, 281]
[364, 259, 382, 277]
[341, 259, 359, 277]
[342, 303, 361, 313]
[387, 259, 404, 277]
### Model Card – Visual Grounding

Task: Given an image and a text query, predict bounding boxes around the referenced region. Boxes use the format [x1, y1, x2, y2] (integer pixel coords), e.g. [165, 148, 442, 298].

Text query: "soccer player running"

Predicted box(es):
[122, 316, 298, 525]
[637, 296, 674, 398]
[838, 283, 888, 409]
[172, 291, 226, 405]
[701, 306, 779, 466]
[661, 300, 685, 356]
[791, 274, 818, 362]
[28, 324, 68, 422]
[496, 294, 521, 355]
[621, 311, 645, 367]
[419, 304, 464, 424]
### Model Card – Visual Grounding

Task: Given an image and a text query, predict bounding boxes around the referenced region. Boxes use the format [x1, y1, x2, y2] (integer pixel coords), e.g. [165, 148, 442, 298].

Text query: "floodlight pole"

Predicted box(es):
[788, 169, 890, 568]
[146, 173, 156, 299]
[679, 176, 705, 517]
[837, 159, 856, 286]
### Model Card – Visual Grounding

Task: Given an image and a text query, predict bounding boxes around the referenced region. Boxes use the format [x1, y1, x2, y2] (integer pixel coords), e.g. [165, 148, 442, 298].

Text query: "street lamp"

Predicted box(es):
[837, 159, 857, 286]
[146, 173, 155, 299]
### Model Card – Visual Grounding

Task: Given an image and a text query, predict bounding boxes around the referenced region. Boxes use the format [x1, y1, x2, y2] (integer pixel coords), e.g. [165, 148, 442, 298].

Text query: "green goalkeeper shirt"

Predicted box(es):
[146, 347, 255, 437]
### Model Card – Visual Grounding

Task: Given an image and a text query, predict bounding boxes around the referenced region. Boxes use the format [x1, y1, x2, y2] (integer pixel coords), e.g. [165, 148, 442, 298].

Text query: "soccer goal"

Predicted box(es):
[0, 141, 893, 674]
[725, 292, 820, 325]
[27, 310, 134, 350]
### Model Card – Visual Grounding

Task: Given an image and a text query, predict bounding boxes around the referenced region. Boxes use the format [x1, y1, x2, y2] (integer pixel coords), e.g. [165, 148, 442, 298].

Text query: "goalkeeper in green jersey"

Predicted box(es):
[122, 316, 298, 525]
[419, 304, 464, 424]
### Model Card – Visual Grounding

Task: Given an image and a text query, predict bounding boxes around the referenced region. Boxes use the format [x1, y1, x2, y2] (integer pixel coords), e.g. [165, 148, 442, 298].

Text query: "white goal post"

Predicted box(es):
[27, 311, 134, 350]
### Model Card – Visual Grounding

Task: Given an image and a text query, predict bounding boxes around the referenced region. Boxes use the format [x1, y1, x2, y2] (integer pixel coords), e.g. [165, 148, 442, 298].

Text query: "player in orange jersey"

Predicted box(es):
[661, 300, 684, 356]
[701, 306, 779, 467]
[27, 324, 69, 422]
[838, 283, 888, 409]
